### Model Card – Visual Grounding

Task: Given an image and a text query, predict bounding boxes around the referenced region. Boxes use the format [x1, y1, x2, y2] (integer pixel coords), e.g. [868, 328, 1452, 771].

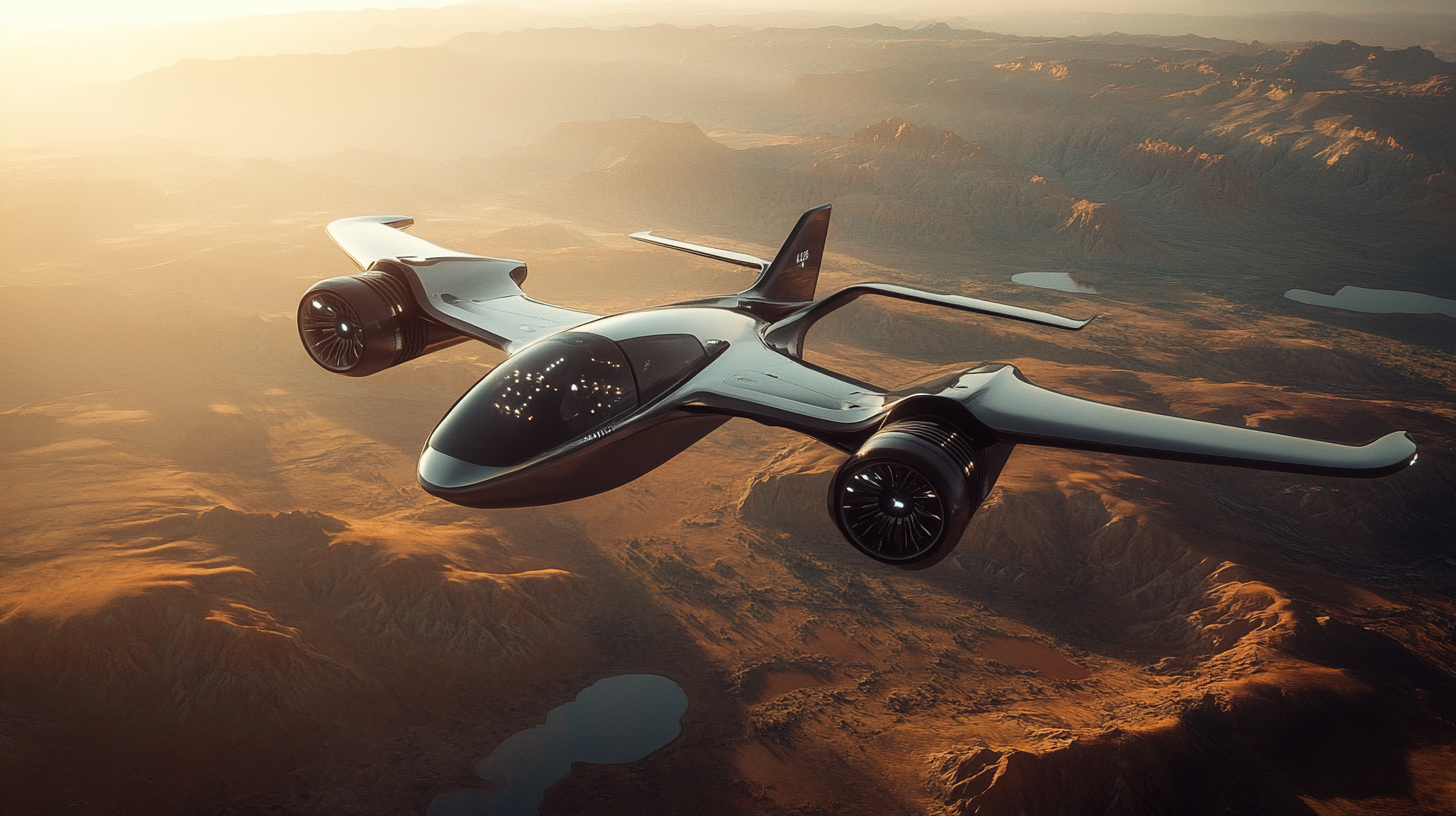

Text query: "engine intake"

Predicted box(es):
[828, 418, 987, 569]
[297, 270, 464, 376]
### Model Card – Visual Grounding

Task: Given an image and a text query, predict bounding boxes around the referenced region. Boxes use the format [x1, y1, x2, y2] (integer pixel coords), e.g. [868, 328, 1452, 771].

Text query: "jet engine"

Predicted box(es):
[297, 270, 465, 376]
[828, 418, 991, 569]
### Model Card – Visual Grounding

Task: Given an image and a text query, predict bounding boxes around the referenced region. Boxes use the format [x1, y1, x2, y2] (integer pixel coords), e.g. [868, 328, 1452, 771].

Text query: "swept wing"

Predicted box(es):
[327, 215, 597, 353]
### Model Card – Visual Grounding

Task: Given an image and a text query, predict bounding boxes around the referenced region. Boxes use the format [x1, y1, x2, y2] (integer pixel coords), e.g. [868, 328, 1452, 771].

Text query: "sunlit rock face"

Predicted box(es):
[3, 15, 1456, 816]
[1108, 138, 1269, 212]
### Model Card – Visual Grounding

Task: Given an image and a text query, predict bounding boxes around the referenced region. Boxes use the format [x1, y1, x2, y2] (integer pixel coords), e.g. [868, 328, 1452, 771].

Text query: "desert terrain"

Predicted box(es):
[2, 9, 1455, 815]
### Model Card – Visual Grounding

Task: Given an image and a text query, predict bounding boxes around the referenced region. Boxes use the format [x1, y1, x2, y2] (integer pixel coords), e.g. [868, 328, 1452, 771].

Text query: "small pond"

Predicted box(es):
[428, 674, 688, 816]
[1285, 286, 1456, 319]
[1011, 272, 1098, 294]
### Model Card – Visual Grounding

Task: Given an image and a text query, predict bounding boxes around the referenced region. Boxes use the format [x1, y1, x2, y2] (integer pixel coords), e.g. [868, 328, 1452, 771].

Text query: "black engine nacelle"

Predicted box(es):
[297, 270, 465, 376]
[828, 418, 992, 570]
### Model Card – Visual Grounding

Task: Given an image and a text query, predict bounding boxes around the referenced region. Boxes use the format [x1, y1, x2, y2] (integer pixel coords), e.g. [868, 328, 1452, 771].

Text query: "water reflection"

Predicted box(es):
[1011, 272, 1098, 294]
[1285, 286, 1456, 319]
[428, 674, 688, 816]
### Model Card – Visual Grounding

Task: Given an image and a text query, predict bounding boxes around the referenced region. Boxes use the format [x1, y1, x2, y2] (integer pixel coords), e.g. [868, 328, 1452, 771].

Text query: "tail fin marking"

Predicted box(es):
[746, 204, 831, 304]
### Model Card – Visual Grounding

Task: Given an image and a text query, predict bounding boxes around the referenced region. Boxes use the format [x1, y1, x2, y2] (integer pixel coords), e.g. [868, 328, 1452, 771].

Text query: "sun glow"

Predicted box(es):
[0, 0, 462, 30]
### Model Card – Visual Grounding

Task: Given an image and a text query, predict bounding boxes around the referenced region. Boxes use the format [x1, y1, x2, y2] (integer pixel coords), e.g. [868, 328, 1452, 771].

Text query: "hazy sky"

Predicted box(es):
[0, 1, 459, 29]
[3, 0, 1441, 30]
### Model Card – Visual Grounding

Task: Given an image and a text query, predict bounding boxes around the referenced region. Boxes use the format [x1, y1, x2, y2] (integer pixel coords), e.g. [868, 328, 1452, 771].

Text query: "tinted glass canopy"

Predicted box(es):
[618, 333, 707, 402]
[430, 332, 639, 467]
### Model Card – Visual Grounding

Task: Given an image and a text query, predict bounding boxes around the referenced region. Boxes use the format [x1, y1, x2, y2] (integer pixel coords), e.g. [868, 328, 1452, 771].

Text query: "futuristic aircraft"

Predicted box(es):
[297, 205, 1417, 569]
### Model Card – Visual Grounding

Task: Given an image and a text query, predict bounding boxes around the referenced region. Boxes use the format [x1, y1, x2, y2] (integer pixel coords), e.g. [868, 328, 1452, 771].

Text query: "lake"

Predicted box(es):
[1011, 272, 1098, 294]
[428, 674, 689, 816]
[1285, 286, 1456, 319]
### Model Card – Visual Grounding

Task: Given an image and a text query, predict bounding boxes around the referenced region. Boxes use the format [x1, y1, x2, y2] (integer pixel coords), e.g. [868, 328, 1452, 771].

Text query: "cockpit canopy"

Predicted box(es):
[429, 331, 706, 468]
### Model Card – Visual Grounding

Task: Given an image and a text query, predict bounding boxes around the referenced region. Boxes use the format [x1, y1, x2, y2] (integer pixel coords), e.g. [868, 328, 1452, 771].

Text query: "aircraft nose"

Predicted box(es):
[418, 445, 503, 492]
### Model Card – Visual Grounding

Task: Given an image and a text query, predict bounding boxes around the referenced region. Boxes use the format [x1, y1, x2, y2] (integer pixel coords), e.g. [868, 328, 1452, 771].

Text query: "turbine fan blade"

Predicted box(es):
[301, 292, 365, 371]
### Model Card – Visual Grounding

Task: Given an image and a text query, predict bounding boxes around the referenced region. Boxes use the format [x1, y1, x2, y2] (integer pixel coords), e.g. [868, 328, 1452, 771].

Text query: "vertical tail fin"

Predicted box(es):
[744, 204, 831, 303]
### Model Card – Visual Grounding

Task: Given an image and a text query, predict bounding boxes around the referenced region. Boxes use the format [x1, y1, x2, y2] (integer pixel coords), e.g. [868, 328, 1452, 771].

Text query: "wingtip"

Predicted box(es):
[1385, 430, 1419, 465]
[1334, 430, 1418, 478]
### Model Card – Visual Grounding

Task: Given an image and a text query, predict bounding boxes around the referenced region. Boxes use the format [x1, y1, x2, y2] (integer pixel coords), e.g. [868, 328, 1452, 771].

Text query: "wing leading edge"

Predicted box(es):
[953, 365, 1416, 478]
[685, 357, 1414, 477]
[327, 216, 488, 269]
[327, 216, 597, 353]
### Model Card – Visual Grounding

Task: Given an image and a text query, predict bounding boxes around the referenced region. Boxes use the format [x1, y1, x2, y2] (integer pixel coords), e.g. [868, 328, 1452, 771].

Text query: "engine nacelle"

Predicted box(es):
[297, 270, 466, 376]
[827, 418, 989, 570]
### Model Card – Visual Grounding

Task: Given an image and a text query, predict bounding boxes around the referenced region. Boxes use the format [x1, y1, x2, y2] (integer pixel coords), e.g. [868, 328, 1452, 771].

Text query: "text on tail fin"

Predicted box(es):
[746, 204, 831, 303]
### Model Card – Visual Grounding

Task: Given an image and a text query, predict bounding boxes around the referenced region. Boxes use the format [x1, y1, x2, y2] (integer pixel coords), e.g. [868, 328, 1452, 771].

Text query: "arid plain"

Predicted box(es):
[3, 17, 1456, 816]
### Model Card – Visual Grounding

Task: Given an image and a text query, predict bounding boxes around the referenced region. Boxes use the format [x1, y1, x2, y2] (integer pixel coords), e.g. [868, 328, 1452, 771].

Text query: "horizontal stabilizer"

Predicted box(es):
[629, 231, 769, 271]
[838, 283, 1093, 329]
[764, 282, 1093, 358]
[630, 205, 833, 304]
